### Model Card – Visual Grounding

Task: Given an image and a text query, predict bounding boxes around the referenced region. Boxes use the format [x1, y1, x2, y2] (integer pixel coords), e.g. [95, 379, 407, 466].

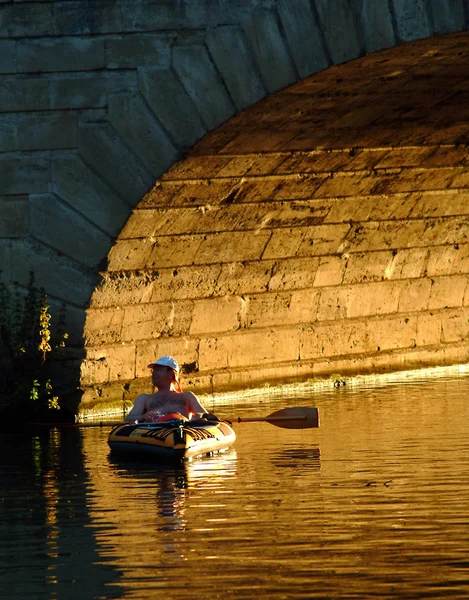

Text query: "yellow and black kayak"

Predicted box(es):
[108, 418, 236, 462]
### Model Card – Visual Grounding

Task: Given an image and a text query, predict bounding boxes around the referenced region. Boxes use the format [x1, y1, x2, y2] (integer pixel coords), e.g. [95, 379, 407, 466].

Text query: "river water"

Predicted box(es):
[2, 368, 469, 599]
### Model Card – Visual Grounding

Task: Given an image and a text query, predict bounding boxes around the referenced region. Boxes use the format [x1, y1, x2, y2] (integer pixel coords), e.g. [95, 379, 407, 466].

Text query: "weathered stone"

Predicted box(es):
[440, 307, 469, 343]
[172, 44, 236, 130]
[416, 312, 441, 346]
[0, 152, 50, 195]
[398, 278, 432, 312]
[50, 71, 138, 110]
[138, 66, 207, 149]
[10, 238, 99, 307]
[268, 257, 320, 291]
[108, 91, 179, 179]
[17, 111, 78, 151]
[199, 328, 300, 370]
[392, 0, 432, 41]
[206, 25, 266, 110]
[241, 10, 297, 93]
[190, 296, 242, 334]
[0, 114, 17, 152]
[0, 3, 54, 37]
[79, 122, 153, 203]
[30, 194, 112, 269]
[216, 260, 274, 295]
[0, 77, 50, 112]
[427, 275, 468, 310]
[349, 0, 396, 52]
[17, 37, 105, 72]
[105, 33, 170, 69]
[0, 40, 16, 74]
[313, 0, 362, 64]
[0, 197, 28, 237]
[81, 344, 136, 386]
[314, 255, 347, 287]
[121, 300, 194, 341]
[277, 0, 329, 77]
[52, 153, 131, 237]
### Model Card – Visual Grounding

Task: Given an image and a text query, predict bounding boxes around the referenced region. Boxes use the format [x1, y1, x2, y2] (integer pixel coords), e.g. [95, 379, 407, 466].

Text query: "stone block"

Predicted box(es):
[52, 153, 130, 237]
[262, 227, 307, 259]
[392, 0, 432, 41]
[347, 281, 400, 318]
[268, 257, 320, 291]
[81, 344, 136, 386]
[105, 33, 170, 69]
[313, 0, 361, 64]
[412, 191, 469, 218]
[386, 248, 427, 279]
[150, 265, 221, 302]
[0, 152, 50, 194]
[425, 245, 459, 276]
[17, 111, 78, 151]
[342, 251, 394, 284]
[0, 40, 16, 74]
[50, 71, 137, 110]
[365, 315, 418, 353]
[398, 278, 432, 312]
[30, 194, 112, 269]
[416, 312, 441, 346]
[349, 0, 396, 52]
[451, 244, 469, 276]
[190, 296, 242, 335]
[300, 320, 368, 359]
[0, 3, 54, 36]
[314, 255, 347, 287]
[206, 25, 266, 110]
[0, 240, 11, 280]
[108, 91, 179, 179]
[215, 260, 273, 295]
[79, 121, 153, 204]
[316, 286, 351, 321]
[0, 114, 17, 152]
[344, 220, 427, 253]
[277, 0, 329, 77]
[138, 67, 206, 149]
[17, 37, 105, 72]
[121, 300, 193, 341]
[0, 77, 50, 112]
[298, 223, 351, 256]
[289, 288, 321, 323]
[84, 308, 125, 346]
[194, 230, 271, 265]
[172, 44, 236, 130]
[440, 308, 469, 343]
[428, 275, 468, 310]
[241, 10, 297, 93]
[0, 197, 28, 237]
[10, 238, 98, 307]
[199, 327, 300, 370]
[107, 238, 155, 271]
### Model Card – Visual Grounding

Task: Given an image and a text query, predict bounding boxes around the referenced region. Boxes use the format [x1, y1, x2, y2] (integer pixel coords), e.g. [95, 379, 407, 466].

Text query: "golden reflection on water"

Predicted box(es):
[2, 373, 469, 598]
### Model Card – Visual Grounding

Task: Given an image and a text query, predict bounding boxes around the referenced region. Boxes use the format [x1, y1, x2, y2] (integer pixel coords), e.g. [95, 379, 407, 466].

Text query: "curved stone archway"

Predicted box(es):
[82, 31, 469, 411]
[1, 1, 469, 412]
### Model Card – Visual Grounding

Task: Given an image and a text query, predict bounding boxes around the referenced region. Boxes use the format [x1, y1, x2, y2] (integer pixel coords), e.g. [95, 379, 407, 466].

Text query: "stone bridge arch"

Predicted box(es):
[1, 1, 469, 413]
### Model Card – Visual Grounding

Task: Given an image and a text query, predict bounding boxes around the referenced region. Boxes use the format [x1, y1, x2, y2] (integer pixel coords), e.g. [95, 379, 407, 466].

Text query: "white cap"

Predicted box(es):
[147, 355, 179, 373]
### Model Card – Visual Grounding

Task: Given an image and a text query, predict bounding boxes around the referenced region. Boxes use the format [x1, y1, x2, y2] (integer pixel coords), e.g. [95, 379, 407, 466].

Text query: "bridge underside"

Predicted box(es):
[82, 32, 469, 413]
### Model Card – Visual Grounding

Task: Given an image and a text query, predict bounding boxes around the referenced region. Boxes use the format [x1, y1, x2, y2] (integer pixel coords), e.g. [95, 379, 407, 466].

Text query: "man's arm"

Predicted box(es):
[125, 394, 149, 422]
[186, 391, 207, 418]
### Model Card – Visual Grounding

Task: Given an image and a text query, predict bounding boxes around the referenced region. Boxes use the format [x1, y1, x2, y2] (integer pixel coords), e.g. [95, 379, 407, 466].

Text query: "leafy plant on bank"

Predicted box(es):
[0, 271, 68, 417]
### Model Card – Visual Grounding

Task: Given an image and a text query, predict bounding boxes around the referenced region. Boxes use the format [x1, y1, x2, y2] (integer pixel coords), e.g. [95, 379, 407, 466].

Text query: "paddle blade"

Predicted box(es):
[266, 406, 319, 429]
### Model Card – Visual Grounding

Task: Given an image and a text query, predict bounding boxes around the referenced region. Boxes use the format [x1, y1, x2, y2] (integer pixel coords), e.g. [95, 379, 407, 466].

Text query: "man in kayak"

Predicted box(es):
[125, 355, 210, 423]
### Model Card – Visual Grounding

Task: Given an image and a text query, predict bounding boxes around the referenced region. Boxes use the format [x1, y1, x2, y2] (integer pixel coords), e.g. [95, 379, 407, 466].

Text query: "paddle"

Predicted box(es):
[225, 406, 319, 429]
[35, 406, 319, 429]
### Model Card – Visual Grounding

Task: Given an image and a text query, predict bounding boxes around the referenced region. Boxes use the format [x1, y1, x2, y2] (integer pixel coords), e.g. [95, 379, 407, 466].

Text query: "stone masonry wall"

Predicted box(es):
[0, 1, 468, 412]
[82, 32, 469, 412]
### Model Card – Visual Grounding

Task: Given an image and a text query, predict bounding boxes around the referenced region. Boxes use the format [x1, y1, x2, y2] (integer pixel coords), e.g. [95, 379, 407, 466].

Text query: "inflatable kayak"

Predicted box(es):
[108, 418, 236, 462]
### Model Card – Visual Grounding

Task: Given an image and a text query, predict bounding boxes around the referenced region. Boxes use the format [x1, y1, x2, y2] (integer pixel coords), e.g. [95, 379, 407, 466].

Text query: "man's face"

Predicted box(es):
[150, 365, 174, 386]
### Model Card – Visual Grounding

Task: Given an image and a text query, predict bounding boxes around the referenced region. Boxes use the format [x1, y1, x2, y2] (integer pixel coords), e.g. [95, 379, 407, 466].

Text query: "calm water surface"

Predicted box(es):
[2, 372, 469, 599]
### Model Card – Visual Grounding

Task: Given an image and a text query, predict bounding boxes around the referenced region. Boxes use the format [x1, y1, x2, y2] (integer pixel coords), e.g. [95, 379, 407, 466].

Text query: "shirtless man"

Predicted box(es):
[125, 355, 207, 423]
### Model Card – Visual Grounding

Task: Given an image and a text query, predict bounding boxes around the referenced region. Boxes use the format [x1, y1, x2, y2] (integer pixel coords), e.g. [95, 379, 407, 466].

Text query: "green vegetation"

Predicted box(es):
[0, 271, 68, 419]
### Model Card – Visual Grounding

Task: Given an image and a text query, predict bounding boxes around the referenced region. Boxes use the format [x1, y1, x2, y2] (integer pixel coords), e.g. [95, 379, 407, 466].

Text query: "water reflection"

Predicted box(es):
[107, 451, 238, 534]
[271, 445, 321, 471]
